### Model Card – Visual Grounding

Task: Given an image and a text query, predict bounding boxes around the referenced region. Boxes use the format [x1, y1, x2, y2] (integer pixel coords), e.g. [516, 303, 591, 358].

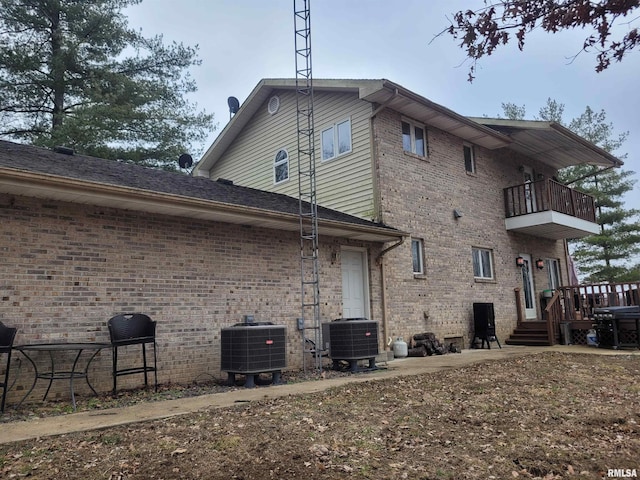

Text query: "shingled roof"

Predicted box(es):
[0, 140, 404, 243]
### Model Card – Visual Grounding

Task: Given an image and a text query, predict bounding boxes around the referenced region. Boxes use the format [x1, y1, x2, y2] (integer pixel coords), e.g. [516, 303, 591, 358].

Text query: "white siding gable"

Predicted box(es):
[209, 89, 376, 219]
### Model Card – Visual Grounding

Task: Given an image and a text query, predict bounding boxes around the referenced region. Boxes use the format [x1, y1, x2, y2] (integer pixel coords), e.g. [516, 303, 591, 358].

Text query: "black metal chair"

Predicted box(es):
[107, 313, 158, 395]
[0, 321, 17, 413]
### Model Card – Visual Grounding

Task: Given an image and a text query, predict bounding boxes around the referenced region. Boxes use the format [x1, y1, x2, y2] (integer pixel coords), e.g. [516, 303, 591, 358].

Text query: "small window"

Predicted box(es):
[321, 118, 352, 161]
[472, 247, 493, 279]
[546, 258, 561, 290]
[464, 143, 475, 173]
[412, 238, 424, 275]
[402, 120, 427, 157]
[274, 149, 289, 184]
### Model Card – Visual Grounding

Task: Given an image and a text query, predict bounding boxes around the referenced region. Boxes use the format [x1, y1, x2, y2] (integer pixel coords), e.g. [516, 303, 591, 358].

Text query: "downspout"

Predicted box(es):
[376, 236, 406, 350]
[369, 89, 402, 351]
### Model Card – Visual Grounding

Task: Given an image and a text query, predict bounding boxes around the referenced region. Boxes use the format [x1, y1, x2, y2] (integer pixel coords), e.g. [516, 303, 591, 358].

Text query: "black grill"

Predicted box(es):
[593, 306, 640, 349]
[324, 318, 379, 372]
[220, 323, 286, 387]
[471, 302, 501, 349]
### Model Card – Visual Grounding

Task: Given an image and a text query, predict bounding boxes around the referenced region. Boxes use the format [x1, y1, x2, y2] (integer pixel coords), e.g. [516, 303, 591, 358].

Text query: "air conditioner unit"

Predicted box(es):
[323, 318, 379, 371]
[220, 322, 286, 387]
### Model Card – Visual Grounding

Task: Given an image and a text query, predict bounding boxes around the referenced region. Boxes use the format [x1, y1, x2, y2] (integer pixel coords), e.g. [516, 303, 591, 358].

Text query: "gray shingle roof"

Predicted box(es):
[0, 140, 398, 232]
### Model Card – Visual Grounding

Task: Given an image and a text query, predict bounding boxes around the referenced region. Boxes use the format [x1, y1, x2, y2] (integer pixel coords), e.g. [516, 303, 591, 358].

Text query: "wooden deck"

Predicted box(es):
[507, 281, 640, 346]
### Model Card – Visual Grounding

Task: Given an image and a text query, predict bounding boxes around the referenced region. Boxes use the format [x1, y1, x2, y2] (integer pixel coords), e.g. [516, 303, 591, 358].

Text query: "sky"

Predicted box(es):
[125, 0, 639, 212]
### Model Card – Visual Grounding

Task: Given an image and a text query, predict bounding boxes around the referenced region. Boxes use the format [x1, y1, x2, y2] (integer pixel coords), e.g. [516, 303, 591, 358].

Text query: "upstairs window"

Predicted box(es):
[274, 149, 289, 184]
[321, 118, 352, 161]
[402, 120, 427, 157]
[412, 238, 425, 275]
[464, 143, 476, 173]
[472, 247, 494, 280]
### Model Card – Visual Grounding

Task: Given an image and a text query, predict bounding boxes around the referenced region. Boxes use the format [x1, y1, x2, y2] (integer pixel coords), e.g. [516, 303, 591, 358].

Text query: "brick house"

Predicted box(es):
[0, 140, 403, 399]
[193, 78, 623, 347]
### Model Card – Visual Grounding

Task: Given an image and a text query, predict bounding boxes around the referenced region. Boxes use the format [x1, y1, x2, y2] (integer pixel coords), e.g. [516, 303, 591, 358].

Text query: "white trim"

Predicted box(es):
[472, 247, 494, 280]
[519, 253, 537, 319]
[320, 117, 352, 162]
[504, 211, 600, 236]
[411, 238, 425, 275]
[273, 148, 289, 184]
[340, 247, 371, 319]
[267, 95, 280, 115]
[401, 118, 427, 157]
[463, 143, 476, 173]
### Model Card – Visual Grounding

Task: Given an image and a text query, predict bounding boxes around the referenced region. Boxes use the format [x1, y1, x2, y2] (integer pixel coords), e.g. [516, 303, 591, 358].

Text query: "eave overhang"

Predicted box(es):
[0, 168, 405, 244]
[470, 118, 624, 170]
[194, 78, 512, 176]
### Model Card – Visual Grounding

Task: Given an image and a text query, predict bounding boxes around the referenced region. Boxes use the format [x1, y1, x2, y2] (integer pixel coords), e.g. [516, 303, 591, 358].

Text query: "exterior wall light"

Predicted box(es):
[516, 256, 525, 267]
[536, 258, 545, 269]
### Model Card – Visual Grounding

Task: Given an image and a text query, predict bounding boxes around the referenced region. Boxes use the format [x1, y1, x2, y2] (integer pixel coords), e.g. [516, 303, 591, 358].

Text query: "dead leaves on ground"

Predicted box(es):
[1, 352, 639, 479]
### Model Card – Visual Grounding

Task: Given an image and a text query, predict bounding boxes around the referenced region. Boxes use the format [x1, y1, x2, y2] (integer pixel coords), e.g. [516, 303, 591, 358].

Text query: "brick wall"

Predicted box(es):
[372, 109, 567, 346]
[0, 194, 382, 402]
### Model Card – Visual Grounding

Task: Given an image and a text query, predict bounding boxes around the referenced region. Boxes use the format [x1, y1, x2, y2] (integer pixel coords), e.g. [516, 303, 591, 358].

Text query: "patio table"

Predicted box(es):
[13, 342, 110, 410]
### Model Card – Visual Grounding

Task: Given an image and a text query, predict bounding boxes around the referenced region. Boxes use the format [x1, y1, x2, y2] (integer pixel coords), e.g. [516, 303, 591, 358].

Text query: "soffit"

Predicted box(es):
[195, 78, 512, 175]
[470, 118, 624, 170]
[0, 171, 405, 243]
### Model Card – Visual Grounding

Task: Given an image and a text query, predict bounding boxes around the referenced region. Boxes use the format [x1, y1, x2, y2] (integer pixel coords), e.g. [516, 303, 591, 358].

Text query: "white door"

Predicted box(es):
[341, 249, 369, 319]
[519, 253, 538, 319]
[523, 166, 537, 213]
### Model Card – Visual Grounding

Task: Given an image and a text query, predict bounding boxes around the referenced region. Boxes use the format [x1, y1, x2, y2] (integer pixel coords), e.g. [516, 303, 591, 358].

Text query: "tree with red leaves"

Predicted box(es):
[442, 0, 639, 81]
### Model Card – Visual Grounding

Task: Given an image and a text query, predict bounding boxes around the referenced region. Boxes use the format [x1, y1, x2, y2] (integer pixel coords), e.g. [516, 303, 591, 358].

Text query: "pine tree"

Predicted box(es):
[501, 99, 640, 282]
[560, 108, 640, 282]
[0, 0, 214, 169]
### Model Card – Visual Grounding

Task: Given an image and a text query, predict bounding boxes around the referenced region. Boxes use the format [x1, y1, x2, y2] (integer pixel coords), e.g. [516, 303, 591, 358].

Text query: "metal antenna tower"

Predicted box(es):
[294, 0, 321, 372]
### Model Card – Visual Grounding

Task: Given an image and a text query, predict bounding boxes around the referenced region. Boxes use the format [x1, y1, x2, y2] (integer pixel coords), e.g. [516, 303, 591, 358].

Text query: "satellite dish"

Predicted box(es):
[227, 96, 240, 115]
[178, 153, 193, 169]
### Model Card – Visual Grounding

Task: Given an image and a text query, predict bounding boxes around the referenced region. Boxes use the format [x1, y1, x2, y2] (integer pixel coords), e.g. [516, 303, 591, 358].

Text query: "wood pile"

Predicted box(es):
[407, 332, 461, 357]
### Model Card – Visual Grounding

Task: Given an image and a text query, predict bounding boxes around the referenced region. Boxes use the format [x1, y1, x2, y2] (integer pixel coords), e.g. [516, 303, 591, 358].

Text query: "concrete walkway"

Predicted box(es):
[1, 345, 637, 444]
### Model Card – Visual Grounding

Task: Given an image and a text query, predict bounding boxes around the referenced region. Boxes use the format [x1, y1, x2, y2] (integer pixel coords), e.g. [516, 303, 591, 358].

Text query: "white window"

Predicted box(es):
[464, 143, 476, 173]
[472, 247, 493, 279]
[274, 149, 289, 184]
[546, 258, 561, 290]
[412, 238, 424, 274]
[402, 120, 427, 157]
[321, 118, 352, 161]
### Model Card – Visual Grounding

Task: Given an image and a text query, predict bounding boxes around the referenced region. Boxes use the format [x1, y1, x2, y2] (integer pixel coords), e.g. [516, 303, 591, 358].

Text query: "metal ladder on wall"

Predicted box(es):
[294, 0, 322, 372]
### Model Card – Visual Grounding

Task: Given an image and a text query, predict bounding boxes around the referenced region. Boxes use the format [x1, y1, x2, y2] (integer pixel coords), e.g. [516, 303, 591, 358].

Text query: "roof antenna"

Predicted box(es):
[228, 96, 240, 120]
[178, 153, 193, 172]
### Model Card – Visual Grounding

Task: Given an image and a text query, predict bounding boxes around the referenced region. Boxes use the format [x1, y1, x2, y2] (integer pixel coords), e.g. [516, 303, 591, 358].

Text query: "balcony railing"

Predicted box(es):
[544, 282, 640, 345]
[504, 178, 596, 222]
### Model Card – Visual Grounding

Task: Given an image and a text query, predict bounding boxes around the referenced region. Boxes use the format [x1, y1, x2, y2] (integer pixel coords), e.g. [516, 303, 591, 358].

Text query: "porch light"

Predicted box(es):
[536, 258, 545, 270]
[516, 256, 525, 267]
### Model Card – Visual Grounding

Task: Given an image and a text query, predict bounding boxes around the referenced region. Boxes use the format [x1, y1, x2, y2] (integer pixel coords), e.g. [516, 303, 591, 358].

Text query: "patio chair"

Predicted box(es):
[107, 313, 158, 395]
[0, 321, 17, 413]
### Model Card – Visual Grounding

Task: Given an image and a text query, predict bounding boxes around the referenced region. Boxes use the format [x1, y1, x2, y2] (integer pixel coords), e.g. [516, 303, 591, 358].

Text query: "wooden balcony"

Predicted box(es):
[503, 179, 598, 239]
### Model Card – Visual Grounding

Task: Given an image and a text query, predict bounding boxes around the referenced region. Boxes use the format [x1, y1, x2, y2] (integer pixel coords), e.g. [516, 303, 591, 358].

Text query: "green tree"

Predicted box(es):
[0, 0, 214, 169]
[501, 99, 640, 282]
[442, 0, 640, 81]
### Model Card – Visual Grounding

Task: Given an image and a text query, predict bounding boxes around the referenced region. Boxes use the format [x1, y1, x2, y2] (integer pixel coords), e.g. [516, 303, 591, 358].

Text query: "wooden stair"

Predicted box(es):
[505, 321, 552, 346]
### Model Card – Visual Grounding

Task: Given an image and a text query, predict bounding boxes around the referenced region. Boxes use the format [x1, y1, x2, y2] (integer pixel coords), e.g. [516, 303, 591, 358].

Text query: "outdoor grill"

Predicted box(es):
[323, 318, 379, 372]
[220, 321, 286, 387]
[593, 305, 640, 349]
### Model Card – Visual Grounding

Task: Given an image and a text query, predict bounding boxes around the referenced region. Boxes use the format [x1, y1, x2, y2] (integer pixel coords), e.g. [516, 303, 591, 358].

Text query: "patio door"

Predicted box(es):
[523, 166, 537, 213]
[341, 248, 369, 319]
[519, 253, 538, 319]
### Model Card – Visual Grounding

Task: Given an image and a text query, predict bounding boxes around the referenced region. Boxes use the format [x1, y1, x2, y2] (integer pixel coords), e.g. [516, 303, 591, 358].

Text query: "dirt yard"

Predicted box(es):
[1, 351, 639, 479]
